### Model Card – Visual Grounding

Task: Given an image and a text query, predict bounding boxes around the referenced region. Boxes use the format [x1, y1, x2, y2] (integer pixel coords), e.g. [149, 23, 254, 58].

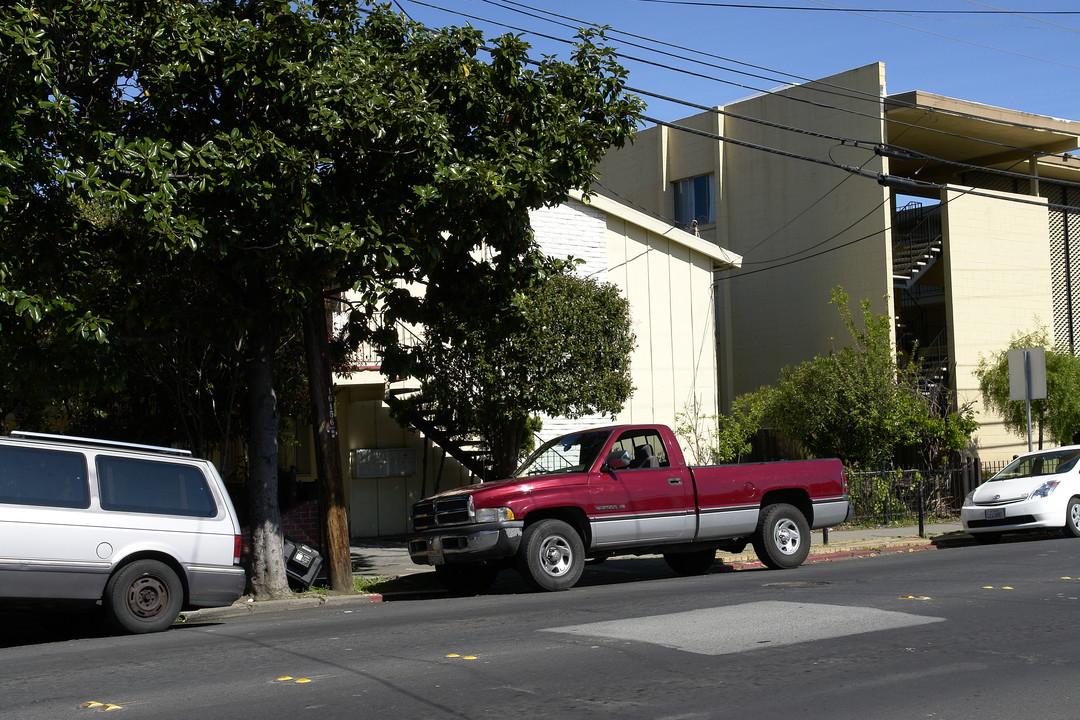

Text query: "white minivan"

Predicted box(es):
[0, 431, 247, 633]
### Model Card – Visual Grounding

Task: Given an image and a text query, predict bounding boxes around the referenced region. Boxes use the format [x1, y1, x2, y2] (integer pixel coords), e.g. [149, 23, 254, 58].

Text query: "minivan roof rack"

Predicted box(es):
[5, 431, 194, 457]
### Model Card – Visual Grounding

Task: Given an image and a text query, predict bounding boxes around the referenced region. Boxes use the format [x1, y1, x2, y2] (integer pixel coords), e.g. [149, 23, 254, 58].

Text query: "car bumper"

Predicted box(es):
[408, 521, 524, 566]
[961, 496, 1065, 534]
[185, 564, 247, 608]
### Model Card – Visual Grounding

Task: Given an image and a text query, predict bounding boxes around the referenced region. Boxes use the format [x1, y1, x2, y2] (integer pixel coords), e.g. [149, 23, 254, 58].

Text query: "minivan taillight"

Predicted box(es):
[233, 535, 242, 565]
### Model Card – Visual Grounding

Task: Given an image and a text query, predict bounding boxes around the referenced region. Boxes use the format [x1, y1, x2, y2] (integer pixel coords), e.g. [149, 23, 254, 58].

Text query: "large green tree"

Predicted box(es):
[2, 2, 641, 596]
[380, 257, 636, 479]
[974, 327, 1080, 448]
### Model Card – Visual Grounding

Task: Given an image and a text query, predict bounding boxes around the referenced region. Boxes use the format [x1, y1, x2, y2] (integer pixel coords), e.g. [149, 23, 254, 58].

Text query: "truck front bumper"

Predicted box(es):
[407, 521, 524, 566]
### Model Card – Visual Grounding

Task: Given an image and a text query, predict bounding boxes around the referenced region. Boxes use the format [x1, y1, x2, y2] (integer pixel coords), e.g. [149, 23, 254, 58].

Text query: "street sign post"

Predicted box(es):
[1008, 347, 1047, 452]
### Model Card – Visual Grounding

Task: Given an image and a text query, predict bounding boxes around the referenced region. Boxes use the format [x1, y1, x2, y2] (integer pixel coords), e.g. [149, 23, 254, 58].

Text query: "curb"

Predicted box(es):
[176, 592, 383, 624]
[728, 541, 937, 569]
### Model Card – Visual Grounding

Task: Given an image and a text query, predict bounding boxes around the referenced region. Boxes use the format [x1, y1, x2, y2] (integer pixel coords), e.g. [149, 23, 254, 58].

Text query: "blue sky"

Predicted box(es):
[393, 0, 1080, 127]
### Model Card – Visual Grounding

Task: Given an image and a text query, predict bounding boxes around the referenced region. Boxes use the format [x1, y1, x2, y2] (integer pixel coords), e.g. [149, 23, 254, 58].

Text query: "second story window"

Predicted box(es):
[673, 173, 716, 227]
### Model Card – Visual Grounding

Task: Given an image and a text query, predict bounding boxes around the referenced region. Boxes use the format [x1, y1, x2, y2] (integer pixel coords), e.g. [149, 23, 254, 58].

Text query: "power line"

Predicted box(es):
[647, 114, 1080, 212]
[803, 0, 1080, 70]
[624, 1, 1080, 13]
[437, 0, 1080, 161]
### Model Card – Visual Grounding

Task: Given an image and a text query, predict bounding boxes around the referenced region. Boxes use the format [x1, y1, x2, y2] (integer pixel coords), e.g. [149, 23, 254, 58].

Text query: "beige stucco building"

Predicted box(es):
[300, 191, 740, 537]
[595, 62, 1080, 462]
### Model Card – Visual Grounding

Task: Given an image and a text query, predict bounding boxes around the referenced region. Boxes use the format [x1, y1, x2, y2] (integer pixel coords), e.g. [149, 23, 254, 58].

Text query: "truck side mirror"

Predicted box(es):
[605, 449, 631, 471]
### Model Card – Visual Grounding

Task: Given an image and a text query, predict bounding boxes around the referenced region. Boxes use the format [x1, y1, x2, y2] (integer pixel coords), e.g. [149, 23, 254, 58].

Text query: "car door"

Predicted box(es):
[588, 429, 696, 548]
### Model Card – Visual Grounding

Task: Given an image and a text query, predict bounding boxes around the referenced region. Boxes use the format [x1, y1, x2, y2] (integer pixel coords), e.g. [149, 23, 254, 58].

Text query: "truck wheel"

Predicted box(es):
[1065, 497, 1080, 538]
[752, 503, 810, 570]
[663, 549, 717, 576]
[104, 559, 184, 634]
[517, 519, 584, 591]
[435, 563, 500, 596]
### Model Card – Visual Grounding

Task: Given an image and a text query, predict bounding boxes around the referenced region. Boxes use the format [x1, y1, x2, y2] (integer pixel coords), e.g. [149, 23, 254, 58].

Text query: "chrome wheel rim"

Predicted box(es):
[774, 518, 802, 555]
[1071, 502, 1080, 531]
[539, 534, 573, 576]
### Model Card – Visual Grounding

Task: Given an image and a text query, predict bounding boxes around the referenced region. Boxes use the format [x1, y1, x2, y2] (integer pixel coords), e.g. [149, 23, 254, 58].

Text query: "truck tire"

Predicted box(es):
[104, 559, 184, 634]
[435, 563, 500, 596]
[663, 549, 717, 576]
[516, 519, 584, 591]
[752, 503, 810, 570]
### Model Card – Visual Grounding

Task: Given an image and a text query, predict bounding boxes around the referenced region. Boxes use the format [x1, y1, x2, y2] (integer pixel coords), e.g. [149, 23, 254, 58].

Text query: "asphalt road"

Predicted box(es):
[2, 534, 1080, 719]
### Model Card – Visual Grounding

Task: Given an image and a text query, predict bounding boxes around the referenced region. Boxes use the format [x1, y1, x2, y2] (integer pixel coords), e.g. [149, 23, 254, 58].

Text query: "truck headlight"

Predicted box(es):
[473, 506, 515, 523]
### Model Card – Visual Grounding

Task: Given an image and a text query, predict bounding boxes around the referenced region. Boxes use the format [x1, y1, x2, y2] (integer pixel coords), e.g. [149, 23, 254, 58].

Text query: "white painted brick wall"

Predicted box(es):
[530, 199, 608, 282]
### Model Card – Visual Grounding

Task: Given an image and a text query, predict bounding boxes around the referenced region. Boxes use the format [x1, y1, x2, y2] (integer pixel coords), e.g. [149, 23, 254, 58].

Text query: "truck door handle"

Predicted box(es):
[668, 478, 682, 486]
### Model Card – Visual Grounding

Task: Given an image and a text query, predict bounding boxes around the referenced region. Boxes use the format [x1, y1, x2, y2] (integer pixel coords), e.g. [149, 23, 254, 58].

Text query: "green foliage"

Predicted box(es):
[974, 325, 1080, 446]
[383, 258, 636, 479]
[675, 391, 770, 465]
[757, 288, 975, 469]
[0, 1, 642, 594]
[1, 1, 641, 429]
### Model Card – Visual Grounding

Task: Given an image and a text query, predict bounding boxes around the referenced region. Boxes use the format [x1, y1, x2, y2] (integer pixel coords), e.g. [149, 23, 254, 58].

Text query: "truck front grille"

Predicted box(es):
[412, 495, 471, 531]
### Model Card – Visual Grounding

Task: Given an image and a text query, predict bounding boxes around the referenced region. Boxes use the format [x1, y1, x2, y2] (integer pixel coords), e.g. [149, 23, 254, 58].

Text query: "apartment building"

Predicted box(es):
[595, 62, 1080, 462]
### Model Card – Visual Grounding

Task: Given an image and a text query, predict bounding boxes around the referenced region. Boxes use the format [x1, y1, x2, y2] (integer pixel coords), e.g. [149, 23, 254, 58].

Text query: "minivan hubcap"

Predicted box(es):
[127, 575, 169, 619]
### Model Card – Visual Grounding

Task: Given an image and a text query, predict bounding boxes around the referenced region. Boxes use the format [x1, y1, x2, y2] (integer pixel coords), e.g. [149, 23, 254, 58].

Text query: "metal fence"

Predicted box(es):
[846, 461, 981, 532]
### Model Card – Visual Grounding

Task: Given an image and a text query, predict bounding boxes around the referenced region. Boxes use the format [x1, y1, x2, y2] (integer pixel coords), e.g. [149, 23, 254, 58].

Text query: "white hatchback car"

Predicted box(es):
[961, 446, 1080, 544]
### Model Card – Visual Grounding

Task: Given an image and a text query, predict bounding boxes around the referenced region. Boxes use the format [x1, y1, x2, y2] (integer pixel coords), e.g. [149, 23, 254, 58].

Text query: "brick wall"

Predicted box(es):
[281, 498, 323, 551]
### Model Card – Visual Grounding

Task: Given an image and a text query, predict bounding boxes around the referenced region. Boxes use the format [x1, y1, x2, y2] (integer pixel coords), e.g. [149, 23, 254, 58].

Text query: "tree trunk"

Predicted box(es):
[489, 414, 527, 480]
[246, 297, 292, 600]
[302, 298, 353, 593]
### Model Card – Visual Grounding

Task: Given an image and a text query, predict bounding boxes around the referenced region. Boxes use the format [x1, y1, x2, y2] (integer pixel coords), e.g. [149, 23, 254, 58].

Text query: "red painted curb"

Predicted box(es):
[720, 542, 937, 571]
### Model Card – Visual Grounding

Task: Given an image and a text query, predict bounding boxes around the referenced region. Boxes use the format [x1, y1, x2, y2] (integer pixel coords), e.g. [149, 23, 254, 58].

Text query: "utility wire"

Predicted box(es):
[624, 2, 1080, 13]
[646, 115, 1080, 213]
[431, 0, 1080, 161]
[804, 0, 1080, 70]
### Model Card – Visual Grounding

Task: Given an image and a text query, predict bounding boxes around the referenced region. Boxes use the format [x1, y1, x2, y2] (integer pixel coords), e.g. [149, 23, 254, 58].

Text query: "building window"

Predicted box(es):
[673, 173, 715, 226]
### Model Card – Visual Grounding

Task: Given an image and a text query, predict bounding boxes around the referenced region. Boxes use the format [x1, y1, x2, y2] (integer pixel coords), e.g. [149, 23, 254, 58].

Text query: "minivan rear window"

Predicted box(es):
[97, 456, 217, 517]
[0, 446, 90, 508]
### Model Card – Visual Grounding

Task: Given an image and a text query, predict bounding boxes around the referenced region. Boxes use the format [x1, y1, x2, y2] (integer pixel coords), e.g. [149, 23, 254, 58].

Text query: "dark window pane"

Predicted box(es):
[97, 456, 216, 517]
[0, 446, 90, 508]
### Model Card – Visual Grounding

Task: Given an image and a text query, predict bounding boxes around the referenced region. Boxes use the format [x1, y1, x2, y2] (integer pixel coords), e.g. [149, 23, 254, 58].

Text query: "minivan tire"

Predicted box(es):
[104, 559, 184, 634]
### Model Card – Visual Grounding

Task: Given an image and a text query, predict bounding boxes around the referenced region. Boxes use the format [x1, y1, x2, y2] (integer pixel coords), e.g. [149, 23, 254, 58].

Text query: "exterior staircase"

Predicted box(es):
[336, 309, 495, 481]
[384, 384, 494, 482]
[892, 201, 942, 289]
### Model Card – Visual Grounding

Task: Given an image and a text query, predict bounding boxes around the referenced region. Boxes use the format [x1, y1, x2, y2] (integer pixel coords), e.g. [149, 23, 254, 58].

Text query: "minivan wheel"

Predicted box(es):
[104, 559, 184, 634]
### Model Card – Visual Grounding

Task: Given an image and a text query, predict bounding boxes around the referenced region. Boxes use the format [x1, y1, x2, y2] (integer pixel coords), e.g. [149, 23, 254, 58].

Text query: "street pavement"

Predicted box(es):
[177, 520, 968, 623]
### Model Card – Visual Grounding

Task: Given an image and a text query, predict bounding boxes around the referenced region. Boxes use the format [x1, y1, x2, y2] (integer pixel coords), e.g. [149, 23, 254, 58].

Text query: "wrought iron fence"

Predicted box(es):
[846, 461, 980, 531]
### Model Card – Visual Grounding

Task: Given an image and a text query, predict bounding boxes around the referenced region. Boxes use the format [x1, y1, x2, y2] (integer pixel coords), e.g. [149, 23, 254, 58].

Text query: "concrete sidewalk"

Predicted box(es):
[177, 521, 968, 623]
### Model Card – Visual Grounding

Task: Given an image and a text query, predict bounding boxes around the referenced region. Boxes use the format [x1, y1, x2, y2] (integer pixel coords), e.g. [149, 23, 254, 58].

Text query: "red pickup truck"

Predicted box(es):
[408, 424, 851, 594]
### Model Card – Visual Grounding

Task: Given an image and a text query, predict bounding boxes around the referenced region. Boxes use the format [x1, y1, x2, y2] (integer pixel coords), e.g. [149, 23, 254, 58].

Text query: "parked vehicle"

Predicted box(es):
[961, 445, 1080, 543]
[408, 424, 851, 594]
[0, 431, 246, 633]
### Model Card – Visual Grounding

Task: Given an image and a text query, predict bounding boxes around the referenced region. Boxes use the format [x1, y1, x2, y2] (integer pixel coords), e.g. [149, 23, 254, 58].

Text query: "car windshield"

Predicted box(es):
[989, 449, 1080, 481]
[513, 430, 612, 477]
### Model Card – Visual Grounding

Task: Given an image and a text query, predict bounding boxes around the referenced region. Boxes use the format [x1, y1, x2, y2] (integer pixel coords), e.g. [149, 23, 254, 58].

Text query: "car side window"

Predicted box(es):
[97, 456, 217, 517]
[611, 430, 669, 469]
[0, 446, 90, 508]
